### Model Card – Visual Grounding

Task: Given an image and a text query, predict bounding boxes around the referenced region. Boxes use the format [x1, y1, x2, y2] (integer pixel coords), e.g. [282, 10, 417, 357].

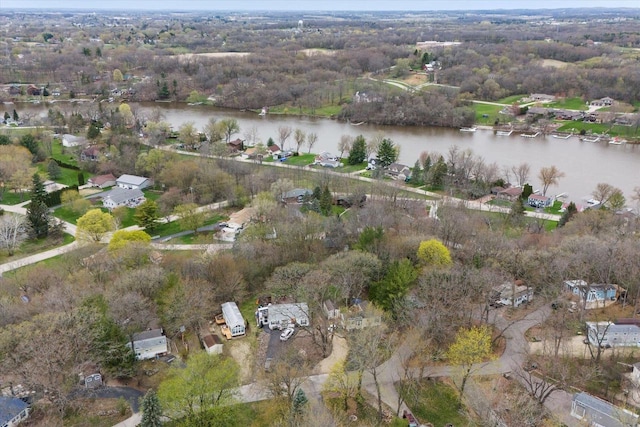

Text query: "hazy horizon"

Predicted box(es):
[1, 0, 639, 11]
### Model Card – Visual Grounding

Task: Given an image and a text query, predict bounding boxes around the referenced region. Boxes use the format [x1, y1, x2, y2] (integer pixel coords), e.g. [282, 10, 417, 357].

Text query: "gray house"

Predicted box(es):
[0, 397, 31, 427]
[571, 392, 638, 427]
[586, 321, 640, 348]
[102, 187, 145, 210]
[128, 329, 168, 360]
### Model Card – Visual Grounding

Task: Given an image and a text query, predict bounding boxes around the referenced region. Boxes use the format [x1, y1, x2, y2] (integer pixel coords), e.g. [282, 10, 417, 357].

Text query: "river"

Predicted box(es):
[11, 101, 640, 205]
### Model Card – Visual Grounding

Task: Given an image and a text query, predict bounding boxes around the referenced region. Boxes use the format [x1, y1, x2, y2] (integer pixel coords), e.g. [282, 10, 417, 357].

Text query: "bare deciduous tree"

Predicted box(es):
[538, 165, 565, 196]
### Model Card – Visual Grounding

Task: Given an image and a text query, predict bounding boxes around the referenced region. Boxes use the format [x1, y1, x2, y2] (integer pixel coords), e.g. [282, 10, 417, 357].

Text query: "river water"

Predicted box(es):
[13, 101, 640, 205]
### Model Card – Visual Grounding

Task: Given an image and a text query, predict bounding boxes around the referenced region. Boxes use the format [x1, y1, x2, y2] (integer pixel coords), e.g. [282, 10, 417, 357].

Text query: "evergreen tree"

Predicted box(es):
[140, 390, 162, 427]
[558, 201, 578, 227]
[77, 171, 85, 186]
[422, 155, 432, 184]
[319, 186, 333, 216]
[411, 159, 423, 185]
[292, 388, 308, 415]
[427, 156, 448, 189]
[521, 183, 533, 200]
[158, 81, 170, 100]
[26, 173, 52, 239]
[267, 137, 275, 147]
[12, 109, 18, 122]
[508, 199, 525, 225]
[20, 133, 38, 156]
[47, 159, 62, 180]
[3, 111, 9, 121]
[135, 200, 160, 231]
[87, 123, 101, 140]
[347, 135, 367, 165]
[0, 134, 10, 145]
[377, 138, 398, 168]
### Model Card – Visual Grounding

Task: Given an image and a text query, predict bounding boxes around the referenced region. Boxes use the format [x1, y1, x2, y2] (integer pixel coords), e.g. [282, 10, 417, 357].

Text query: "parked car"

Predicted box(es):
[280, 327, 295, 341]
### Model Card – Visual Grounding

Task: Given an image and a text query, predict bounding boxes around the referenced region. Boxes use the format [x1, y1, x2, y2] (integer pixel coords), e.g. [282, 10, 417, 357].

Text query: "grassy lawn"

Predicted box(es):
[401, 379, 474, 427]
[267, 104, 342, 118]
[473, 103, 502, 124]
[334, 162, 367, 174]
[0, 191, 29, 205]
[0, 233, 74, 265]
[498, 94, 527, 104]
[142, 189, 163, 201]
[51, 140, 79, 167]
[555, 121, 609, 134]
[281, 153, 316, 166]
[548, 97, 588, 110]
[37, 163, 90, 187]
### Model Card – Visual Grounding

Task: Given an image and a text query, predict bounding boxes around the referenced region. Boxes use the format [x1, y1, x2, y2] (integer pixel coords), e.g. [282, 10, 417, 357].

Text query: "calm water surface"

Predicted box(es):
[15, 102, 640, 204]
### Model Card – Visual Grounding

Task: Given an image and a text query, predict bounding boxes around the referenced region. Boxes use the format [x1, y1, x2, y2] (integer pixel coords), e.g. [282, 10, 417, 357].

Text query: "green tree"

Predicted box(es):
[173, 203, 205, 234]
[76, 209, 115, 242]
[47, 160, 61, 180]
[354, 226, 384, 253]
[42, 32, 54, 42]
[77, 171, 85, 186]
[319, 186, 333, 216]
[370, 259, 417, 312]
[0, 135, 9, 146]
[26, 173, 52, 239]
[558, 201, 577, 228]
[20, 134, 38, 156]
[109, 229, 152, 251]
[158, 352, 239, 426]
[416, 239, 452, 268]
[140, 390, 162, 427]
[521, 183, 533, 200]
[134, 199, 160, 231]
[446, 326, 494, 407]
[377, 138, 398, 168]
[95, 47, 102, 57]
[12, 109, 18, 122]
[411, 159, 423, 185]
[87, 123, 101, 140]
[79, 295, 135, 377]
[508, 199, 526, 226]
[427, 156, 447, 189]
[113, 69, 124, 82]
[347, 135, 367, 165]
[158, 81, 170, 100]
[61, 189, 81, 206]
[292, 388, 308, 416]
[82, 47, 91, 56]
[219, 118, 240, 143]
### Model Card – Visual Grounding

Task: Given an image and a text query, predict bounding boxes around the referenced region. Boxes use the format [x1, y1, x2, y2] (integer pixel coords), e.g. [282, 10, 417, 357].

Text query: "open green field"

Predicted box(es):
[548, 97, 588, 110]
[0, 191, 29, 205]
[473, 103, 503, 124]
[51, 140, 79, 167]
[37, 163, 91, 187]
[280, 153, 316, 166]
[498, 94, 527, 104]
[555, 121, 640, 138]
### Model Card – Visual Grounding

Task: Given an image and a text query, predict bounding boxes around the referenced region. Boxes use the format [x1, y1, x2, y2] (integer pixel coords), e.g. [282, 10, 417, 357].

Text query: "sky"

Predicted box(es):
[0, 0, 639, 11]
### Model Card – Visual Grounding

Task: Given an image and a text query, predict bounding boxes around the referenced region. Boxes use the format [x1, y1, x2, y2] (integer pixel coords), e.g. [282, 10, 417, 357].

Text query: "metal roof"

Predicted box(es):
[573, 392, 639, 427]
[221, 302, 245, 329]
[0, 396, 29, 424]
[103, 187, 144, 204]
[116, 174, 149, 186]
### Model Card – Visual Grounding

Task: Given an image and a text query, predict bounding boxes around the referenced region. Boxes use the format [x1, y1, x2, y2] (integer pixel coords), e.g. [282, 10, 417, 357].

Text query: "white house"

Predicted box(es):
[257, 303, 310, 330]
[61, 134, 88, 147]
[492, 283, 533, 307]
[571, 392, 638, 427]
[102, 187, 145, 210]
[586, 321, 640, 348]
[128, 329, 168, 360]
[0, 396, 31, 427]
[221, 302, 246, 337]
[116, 174, 151, 190]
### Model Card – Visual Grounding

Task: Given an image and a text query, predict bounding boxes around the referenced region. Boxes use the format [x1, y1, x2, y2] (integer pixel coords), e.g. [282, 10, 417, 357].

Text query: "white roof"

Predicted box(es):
[221, 302, 245, 329]
[267, 303, 309, 323]
[116, 174, 149, 186]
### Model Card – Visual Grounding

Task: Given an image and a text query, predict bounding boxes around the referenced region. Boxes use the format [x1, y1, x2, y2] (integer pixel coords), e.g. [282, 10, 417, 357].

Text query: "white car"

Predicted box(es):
[280, 327, 295, 342]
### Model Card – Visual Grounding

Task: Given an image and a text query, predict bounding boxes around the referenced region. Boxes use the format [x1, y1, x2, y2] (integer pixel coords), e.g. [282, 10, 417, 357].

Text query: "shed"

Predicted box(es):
[323, 300, 340, 320]
[571, 392, 638, 427]
[201, 334, 223, 355]
[221, 302, 246, 337]
[129, 329, 168, 360]
[88, 173, 116, 189]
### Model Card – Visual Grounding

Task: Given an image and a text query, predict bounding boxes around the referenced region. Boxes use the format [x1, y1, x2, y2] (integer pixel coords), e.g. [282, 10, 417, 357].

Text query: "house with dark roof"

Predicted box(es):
[128, 329, 168, 360]
[80, 145, 103, 162]
[228, 138, 245, 152]
[281, 188, 312, 204]
[88, 173, 116, 189]
[102, 187, 145, 210]
[386, 163, 411, 181]
[571, 392, 638, 427]
[0, 396, 31, 427]
[116, 174, 150, 190]
[497, 187, 523, 202]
